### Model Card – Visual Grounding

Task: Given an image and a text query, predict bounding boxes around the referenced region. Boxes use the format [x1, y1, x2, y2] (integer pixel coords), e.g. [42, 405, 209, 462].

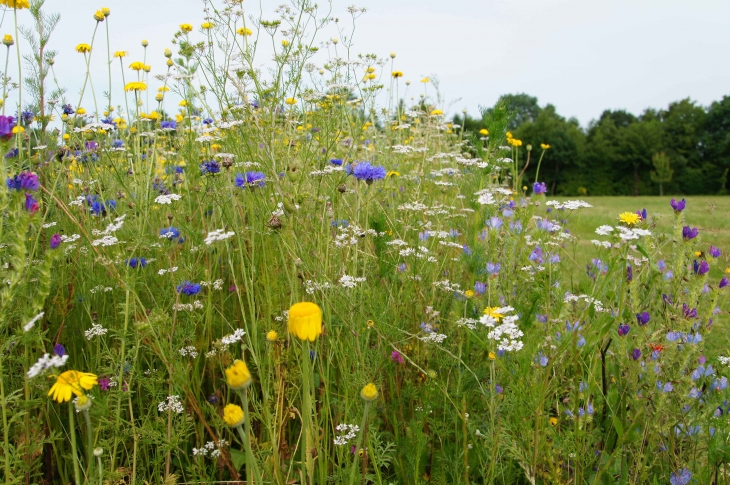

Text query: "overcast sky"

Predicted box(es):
[2, 0, 728, 127]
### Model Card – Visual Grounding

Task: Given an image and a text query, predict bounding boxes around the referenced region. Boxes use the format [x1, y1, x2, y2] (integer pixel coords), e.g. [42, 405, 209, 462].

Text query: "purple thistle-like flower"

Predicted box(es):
[631, 348, 641, 360]
[710, 246, 721, 258]
[636, 312, 650, 325]
[682, 226, 699, 240]
[390, 350, 404, 364]
[24, 193, 39, 214]
[532, 181, 547, 195]
[351, 162, 386, 184]
[50, 233, 61, 249]
[529, 246, 544, 264]
[693, 259, 709, 275]
[6, 171, 40, 191]
[670, 468, 692, 485]
[720, 277, 729, 288]
[670, 198, 686, 213]
[176, 281, 201, 296]
[618, 324, 630, 337]
[53, 343, 66, 357]
[474, 281, 486, 295]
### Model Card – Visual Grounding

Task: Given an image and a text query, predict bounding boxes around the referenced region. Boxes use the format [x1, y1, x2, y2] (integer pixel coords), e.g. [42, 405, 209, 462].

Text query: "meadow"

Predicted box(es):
[0, 1, 729, 485]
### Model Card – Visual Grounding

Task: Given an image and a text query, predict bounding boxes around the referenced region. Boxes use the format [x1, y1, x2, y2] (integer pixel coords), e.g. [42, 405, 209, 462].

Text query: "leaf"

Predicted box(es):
[612, 416, 624, 440]
[229, 449, 246, 471]
[635, 243, 650, 261]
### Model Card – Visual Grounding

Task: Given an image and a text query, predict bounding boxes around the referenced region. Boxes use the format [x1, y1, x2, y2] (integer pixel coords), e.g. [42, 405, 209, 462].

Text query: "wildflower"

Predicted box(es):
[223, 404, 245, 427]
[710, 245, 721, 258]
[124, 81, 147, 92]
[636, 312, 650, 325]
[160, 227, 182, 241]
[288, 302, 322, 342]
[693, 260, 709, 275]
[6, 171, 39, 191]
[483, 307, 504, 321]
[618, 212, 640, 226]
[285, 97, 297, 105]
[486, 262, 500, 276]
[50, 233, 61, 249]
[720, 277, 729, 288]
[225, 360, 252, 390]
[474, 281, 486, 295]
[234, 171, 266, 188]
[25, 194, 39, 214]
[48, 371, 98, 403]
[180, 23, 193, 32]
[75, 44, 92, 53]
[529, 246, 543, 264]
[670, 198, 686, 213]
[533, 182, 547, 195]
[391, 71, 403, 78]
[549, 417, 558, 426]
[540, 143, 550, 149]
[360, 383, 378, 401]
[113, 51, 127, 58]
[617, 324, 630, 337]
[390, 350, 404, 364]
[126, 257, 147, 269]
[430, 109, 443, 116]
[177, 281, 201, 296]
[670, 469, 692, 485]
[129, 61, 145, 70]
[352, 162, 387, 184]
[202, 22, 214, 29]
[93, 10, 104, 21]
[682, 226, 699, 240]
[200, 160, 220, 175]
[479, 128, 489, 136]
[266, 330, 278, 341]
[237, 27, 253, 36]
[2, 34, 13, 46]
[631, 348, 641, 360]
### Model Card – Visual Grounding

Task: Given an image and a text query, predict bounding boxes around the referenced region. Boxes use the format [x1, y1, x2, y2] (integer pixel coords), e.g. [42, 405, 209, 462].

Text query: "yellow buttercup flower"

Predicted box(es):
[223, 404, 245, 427]
[48, 370, 98, 403]
[158, 86, 170, 92]
[12, 126, 24, 134]
[550, 417, 558, 426]
[386, 171, 400, 178]
[76, 44, 92, 54]
[488, 352, 496, 360]
[266, 330, 278, 342]
[285, 97, 297, 105]
[77, 107, 86, 115]
[484, 307, 504, 321]
[225, 360, 252, 390]
[430, 109, 443, 116]
[464, 290, 475, 298]
[363, 73, 376, 81]
[93, 10, 105, 22]
[179, 100, 187, 107]
[180, 23, 193, 33]
[124, 81, 147, 92]
[541, 143, 551, 150]
[0, 0, 30, 9]
[365, 67, 375, 74]
[391, 71, 403, 78]
[619, 212, 640, 226]
[101, 7, 110, 16]
[288, 302, 322, 342]
[360, 383, 378, 401]
[113, 51, 128, 58]
[202, 22, 214, 29]
[129, 61, 145, 70]
[479, 128, 489, 136]
[143, 64, 151, 72]
[237, 27, 253, 36]
[281, 39, 289, 47]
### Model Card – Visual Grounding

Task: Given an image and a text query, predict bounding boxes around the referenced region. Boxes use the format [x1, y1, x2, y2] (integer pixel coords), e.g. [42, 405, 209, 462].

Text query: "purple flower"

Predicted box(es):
[126, 257, 147, 269]
[626, 264, 633, 282]
[637, 208, 647, 220]
[667, 331, 682, 342]
[631, 348, 642, 360]
[682, 226, 699, 240]
[53, 344, 65, 357]
[495, 384, 503, 394]
[536, 314, 547, 323]
[24, 193, 39, 214]
[160, 227, 183, 242]
[539, 354, 548, 367]
[462, 245, 472, 256]
[670, 198, 686, 213]
[509, 220, 523, 233]
[486, 216, 502, 230]
[176, 281, 201, 296]
[636, 312, 650, 325]
[617, 324, 630, 337]
[529, 246, 544, 264]
[720, 277, 728, 288]
[98, 377, 111, 391]
[657, 259, 666, 271]
[390, 350, 404, 364]
[693, 259, 709, 275]
[235, 171, 266, 188]
[474, 281, 486, 295]
[533, 182, 547, 195]
[670, 468, 691, 485]
[709, 245, 721, 258]
[0, 115, 15, 139]
[160, 120, 177, 130]
[486, 262, 500, 276]
[200, 160, 220, 175]
[6, 171, 40, 191]
[683, 303, 697, 318]
[330, 158, 343, 166]
[50, 233, 61, 249]
[352, 162, 386, 184]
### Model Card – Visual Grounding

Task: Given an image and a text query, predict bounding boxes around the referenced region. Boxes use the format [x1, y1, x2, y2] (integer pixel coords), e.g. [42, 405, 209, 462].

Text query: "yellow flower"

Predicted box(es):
[164, 48, 172, 58]
[124, 81, 147, 92]
[113, 51, 128, 58]
[288, 302, 322, 342]
[266, 330, 278, 342]
[421, 77, 430, 83]
[506, 131, 513, 138]
[93, 10, 105, 21]
[619, 212, 640, 226]
[63, 133, 70, 140]
[155, 93, 163, 102]
[365, 67, 375, 74]
[74, 394, 92, 412]
[281, 39, 289, 47]
[167, 59, 173, 67]
[0, 0, 30, 9]
[75, 44, 92, 54]
[129, 61, 145, 70]
[77, 107, 86, 115]
[391, 71, 403, 78]
[225, 360, 253, 390]
[141, 39, 148, 47]
[2, 34, 14, 46]
[48, 370, 98, 403]
[360, 383, 378, 401]
[363, 73, 376, 81]
[479, 128, 489, 136]
[541, 143, 551, 150]
[101, 7, 110, 16]
[285, 97, 297, 105]
[223, 404, 245, 427]
[237, 27, 253, 36]
[488, 352, 496, 360]
[141, 111, 161, 121]
[550, 417, 558, 426]
[484, 307, 504, 321]
[366, 320, 375, 328]
[386, 171, 400, 178]
[430, 109, 443, 116]
[179, 100, 187, 107]
[12, 126, 24, 134]
[143, 64, 151, 72]
[464, 290, 475, 298]
[158, 86, 170, 92]
[176, 114, 184, 123]
[180, 23, 193, 33]
[202, 22, 214, 29]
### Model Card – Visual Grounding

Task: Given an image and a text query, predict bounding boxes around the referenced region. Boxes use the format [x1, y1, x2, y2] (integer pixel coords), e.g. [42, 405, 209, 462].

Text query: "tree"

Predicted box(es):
[650, 152, 673, 196]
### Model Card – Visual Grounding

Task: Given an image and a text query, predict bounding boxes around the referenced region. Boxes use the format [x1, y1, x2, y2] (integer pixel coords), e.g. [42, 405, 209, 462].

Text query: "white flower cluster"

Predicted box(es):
[221, 329, 246, 346]
[595, 225, 614, 236]
[92, 235, 119, 247]
[433, 280, 462, 293]
[154, 193, 182, 204]
[61, 234, 81, 243]
[158, 395, 185, 414]
[23, 311, 45, 332]
[42, 222, 57, 228]
[455, 156, 488, 168]
[204, 228, 235, 245]
[271, 202, 285, 217]
[439, 241, 464, 249]
[421, 332, 448, 344]
[563, 293, 607, 313]
[68, 196, 86, 207]
[192, 440, 228, 458]
[591, 240, 614, 249]
[310, 165, 344, 176]
[455, 317, 479, 330]
[89, 285, 113, 294]
[333, 225, 381, 247]
[200, 279, 224, 290]
[305, 280, 332, 294]
[480, 307, 523, 352]
[398, 201, 428, 212]
[92, 214, 126, 236]
[333, 424, 360, 446]
[157, 267, 179, 275]
[386, 239, 409, 247]
[179, 346, 199, 358]
[546, 200, 592, 210]
[339, 274, 366, 288]
[173, 301, 204, 311]
[27, 353, 69, 379]
[85, 323, 108, 340]
[399, 246, 437, 262]
[718, 356, 730, 366]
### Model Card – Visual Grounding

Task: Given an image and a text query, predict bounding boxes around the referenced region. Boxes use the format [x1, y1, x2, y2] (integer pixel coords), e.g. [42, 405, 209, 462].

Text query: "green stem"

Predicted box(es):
[239, 390, 262, 484]
[534, 149, 546, 184]
[348, 401, 371, 485]
[300, 341, 313, 484]
[69, 403, 82, 485]
[84, 409, 94, 478]
[0, 357, 11, 482]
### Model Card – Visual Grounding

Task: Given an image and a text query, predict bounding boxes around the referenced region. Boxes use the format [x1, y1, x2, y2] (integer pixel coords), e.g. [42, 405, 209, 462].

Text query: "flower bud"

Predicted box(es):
[2, 35, 14, 47]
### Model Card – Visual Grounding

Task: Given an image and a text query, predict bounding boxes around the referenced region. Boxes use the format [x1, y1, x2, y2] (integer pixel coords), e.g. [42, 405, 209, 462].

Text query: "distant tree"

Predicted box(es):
[650, 152, 673, 196]
[481, 93, 541, 131]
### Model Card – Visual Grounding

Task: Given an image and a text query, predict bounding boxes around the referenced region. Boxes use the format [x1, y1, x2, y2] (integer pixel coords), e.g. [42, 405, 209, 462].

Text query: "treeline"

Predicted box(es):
[454, 94, 730, 196]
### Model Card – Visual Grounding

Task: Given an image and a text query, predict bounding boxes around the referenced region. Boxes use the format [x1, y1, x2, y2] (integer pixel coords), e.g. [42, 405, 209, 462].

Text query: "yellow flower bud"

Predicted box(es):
[287, 302, 322, 342]
[223, 404, 245, 427]
[225, 360, 252, 390]
[360, 383, 378, 401]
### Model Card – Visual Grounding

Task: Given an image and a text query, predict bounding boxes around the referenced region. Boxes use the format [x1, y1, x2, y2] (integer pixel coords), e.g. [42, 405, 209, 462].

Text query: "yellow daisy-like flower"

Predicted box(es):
[0, 0, 30, 9]
[363, 73, 376, 81]
[288, 302, 322, 342]
[360, 383, 378, 401]
[266, 330, 278, 342]
[488, 352, 496, 360]
[285, 97, 297, 105]
[158, 86, 170, 92]
[430, 109, 443, 116]
[464, 290, 475, 298]
[113, 51, 128, 58]
[142, 111, 161, 121]
[101, 7, 110, 16]
[77, 107, 86, 115]
[541, 143, 551, 150]
[93, 10, 105, 22]
[143, 64, 151, 72]
[180, 23, 193, 33]
[479, 128, 489, 136]
[391, 71, 403, 78]
[179, 100, 187, 107]
[48, 370, 98, 403]
[75, 44, 92, 54]
[223, 404, 245, 427]
[124, 81, 147, 92]
[365, 67, 375, 74]
[237, 27, 253, 36]
[12, 126, 24, 134]
[550, 417, 558, 426]
[281, 39, 289, 47]
[129, 61, 145, 71]
[386, 171, 400, 178]
[421, 77, 430, 83]
[484, 307, 504, 321]
[225, 360, 252, 390]
[201, 22, 214, 29]
[619, 212, 640, 226]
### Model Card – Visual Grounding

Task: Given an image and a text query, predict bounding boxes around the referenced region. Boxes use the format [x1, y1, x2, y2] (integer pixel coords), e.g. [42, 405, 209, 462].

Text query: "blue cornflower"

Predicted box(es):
[235, 171, 266, 188]
[62, 104, 75, 115]
[161, 120, 177, 130]
[160, 227, 182, 242]
[330, 158, 343, 166]
[351, 162, 386, 184]
[200, 160, 220, 175]
[486, 216, 502, 230]
[112, 139, 124, 148]
[126, 257, 147, 269]
[177, 281, 202, 295]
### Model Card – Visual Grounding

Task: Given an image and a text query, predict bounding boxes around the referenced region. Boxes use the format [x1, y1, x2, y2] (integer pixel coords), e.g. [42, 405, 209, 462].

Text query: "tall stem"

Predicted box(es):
[239, 390, 262, 484]
[69, 403, 81, 485]
[13, 8, 22, 157]
[348, 401, 371, 485]
[2, 45, 9, 116]
[0, 357, 11, 482]
[300, 341, 313, 484]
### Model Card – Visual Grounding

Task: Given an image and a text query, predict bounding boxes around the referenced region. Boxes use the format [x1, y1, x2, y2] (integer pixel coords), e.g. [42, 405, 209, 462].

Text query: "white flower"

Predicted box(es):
[204, 228, 235, 245]
[154, 193, 182, 204]
[92, 236, 119, 247]
[84, 323, 108, 340]
[339, 274, 366, 289]
[221, 329, 246, 346]
[477, 193, 495, 205]
[158, 395, 184, 414]
[27, 353, 69, 379]
[23, 311, 45, 332]
[595, 225, 614, 236]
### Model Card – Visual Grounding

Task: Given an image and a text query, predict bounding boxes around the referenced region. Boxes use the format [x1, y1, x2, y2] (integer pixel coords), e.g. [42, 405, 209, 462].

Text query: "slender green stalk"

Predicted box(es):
[69, 402, 81, 485]
[239, 390, 263, 484]
[300, 341, 313, 484]
[348, 401, 371, 485]
[0, 357, 11, 483]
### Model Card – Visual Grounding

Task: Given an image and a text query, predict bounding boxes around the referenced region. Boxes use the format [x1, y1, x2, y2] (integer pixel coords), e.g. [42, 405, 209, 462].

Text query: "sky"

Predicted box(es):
[1, 0, 729, 127]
